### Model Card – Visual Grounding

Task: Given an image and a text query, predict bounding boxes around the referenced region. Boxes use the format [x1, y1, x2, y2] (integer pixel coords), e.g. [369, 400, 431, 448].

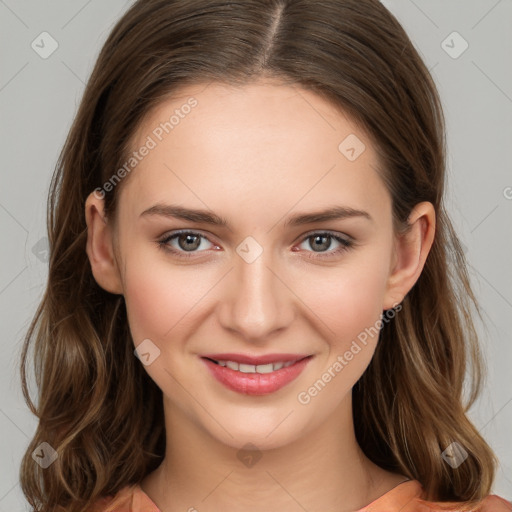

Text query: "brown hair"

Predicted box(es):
[19, 1, 498, 511]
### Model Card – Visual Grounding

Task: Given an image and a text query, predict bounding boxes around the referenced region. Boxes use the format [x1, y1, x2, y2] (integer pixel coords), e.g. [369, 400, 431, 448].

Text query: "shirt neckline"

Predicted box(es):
[133, 478, 421, 512]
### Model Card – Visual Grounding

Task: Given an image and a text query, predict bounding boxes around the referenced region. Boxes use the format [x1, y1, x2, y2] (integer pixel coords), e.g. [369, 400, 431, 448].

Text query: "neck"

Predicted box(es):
[141, 393, 405, 512]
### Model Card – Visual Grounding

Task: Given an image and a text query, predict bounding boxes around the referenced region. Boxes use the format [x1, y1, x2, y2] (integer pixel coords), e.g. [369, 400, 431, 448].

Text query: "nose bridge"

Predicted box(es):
[220, 237, 293, 341]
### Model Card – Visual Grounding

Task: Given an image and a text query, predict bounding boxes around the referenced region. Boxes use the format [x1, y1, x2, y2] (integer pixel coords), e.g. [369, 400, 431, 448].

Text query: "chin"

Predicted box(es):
[215, 426, 300, 452]
[198, 406, 313, 453]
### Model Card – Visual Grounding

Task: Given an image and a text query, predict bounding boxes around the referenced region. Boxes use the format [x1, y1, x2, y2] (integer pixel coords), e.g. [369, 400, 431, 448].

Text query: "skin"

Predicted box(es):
[85, 79, 435, 512]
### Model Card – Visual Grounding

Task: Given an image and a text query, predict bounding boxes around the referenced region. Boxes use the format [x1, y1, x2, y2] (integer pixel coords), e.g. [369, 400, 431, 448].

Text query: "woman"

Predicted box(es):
[19, 1, 512, 511]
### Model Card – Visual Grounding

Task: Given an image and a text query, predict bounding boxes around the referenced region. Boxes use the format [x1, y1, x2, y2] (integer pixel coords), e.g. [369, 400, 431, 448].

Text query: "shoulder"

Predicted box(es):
[361, 480, 512, 512]
[473, 494, 512, 512]
[407, 486, 512, 512]
[89, 484, 161, 512]
[413, 494, 512, 512]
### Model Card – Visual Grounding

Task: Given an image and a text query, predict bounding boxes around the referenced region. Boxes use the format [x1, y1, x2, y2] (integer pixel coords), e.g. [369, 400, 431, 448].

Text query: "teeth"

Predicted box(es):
[239, 363, 256, 373]
[255, 363, 274, 374]
[214, 360, 295, 373]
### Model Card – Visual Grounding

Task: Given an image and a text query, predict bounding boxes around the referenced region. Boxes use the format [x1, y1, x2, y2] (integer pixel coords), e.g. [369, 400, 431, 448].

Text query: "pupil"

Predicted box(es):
[313, 235, 330, 252]
[179, 234, 200, 251]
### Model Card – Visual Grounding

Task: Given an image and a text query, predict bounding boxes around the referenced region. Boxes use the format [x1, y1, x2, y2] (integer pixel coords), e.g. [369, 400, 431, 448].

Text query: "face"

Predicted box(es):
[88, 80, 415, 451]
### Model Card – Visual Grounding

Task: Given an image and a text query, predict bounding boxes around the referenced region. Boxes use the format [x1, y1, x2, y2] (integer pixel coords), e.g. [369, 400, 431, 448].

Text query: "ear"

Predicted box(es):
[85, 191, 124, 294]
[382, 201, 435, 310]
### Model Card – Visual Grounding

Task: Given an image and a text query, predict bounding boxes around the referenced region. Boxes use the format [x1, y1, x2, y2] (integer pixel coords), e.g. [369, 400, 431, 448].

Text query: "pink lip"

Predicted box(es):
[201, 354, 313, 396]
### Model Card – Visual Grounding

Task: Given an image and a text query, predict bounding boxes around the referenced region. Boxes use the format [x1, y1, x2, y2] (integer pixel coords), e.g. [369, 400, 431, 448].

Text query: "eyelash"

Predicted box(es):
[157, 229, 355, 260]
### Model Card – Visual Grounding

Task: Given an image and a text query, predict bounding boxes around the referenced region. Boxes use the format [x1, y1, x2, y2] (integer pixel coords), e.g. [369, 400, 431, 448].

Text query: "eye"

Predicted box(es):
[157, 230, 217, 258]
[295, 231, 354, 259]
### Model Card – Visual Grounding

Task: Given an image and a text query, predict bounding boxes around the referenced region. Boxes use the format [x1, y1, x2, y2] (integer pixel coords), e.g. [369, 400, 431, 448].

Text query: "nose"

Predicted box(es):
[217, 247, 295, 343]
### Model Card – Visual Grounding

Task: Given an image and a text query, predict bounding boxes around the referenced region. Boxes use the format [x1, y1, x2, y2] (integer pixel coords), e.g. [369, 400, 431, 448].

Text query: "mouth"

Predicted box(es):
[200, 353, 313, 395]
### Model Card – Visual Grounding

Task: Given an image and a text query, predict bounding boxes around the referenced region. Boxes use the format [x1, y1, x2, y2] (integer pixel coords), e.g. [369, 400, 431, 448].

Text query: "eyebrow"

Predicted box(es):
[139, 204, 373, 227]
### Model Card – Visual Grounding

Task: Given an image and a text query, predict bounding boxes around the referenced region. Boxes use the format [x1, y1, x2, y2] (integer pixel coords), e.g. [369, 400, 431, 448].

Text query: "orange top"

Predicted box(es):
[93, 480, 512, 512]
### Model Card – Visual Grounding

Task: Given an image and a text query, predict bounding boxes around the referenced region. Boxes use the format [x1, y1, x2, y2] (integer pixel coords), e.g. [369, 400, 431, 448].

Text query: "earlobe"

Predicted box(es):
[84, 192, 124, 295]
[382, 201, 436, 310]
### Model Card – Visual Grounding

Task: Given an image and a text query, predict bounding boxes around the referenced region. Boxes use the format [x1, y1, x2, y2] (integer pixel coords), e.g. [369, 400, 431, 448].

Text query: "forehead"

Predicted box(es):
[119, 80, 390, 224]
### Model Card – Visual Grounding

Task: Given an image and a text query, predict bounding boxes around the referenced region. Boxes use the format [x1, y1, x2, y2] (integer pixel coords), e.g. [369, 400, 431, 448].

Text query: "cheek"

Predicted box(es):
[298, 257, 390, 346]
[121, 250, 212, 345]
[294, 253, 391, 402]
[294, 263, 390, 412]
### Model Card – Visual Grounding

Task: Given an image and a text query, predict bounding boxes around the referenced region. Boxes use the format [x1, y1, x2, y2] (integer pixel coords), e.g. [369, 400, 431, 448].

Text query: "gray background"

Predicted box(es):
[0, 0, 511, 508]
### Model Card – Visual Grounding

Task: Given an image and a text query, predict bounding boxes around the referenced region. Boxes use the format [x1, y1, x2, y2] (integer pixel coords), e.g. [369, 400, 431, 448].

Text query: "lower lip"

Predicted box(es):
[202, 357, 312, 396]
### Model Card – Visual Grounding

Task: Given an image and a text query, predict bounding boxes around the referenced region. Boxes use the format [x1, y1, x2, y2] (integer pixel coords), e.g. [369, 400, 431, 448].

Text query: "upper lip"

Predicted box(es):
[201, 353, 311, 365]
